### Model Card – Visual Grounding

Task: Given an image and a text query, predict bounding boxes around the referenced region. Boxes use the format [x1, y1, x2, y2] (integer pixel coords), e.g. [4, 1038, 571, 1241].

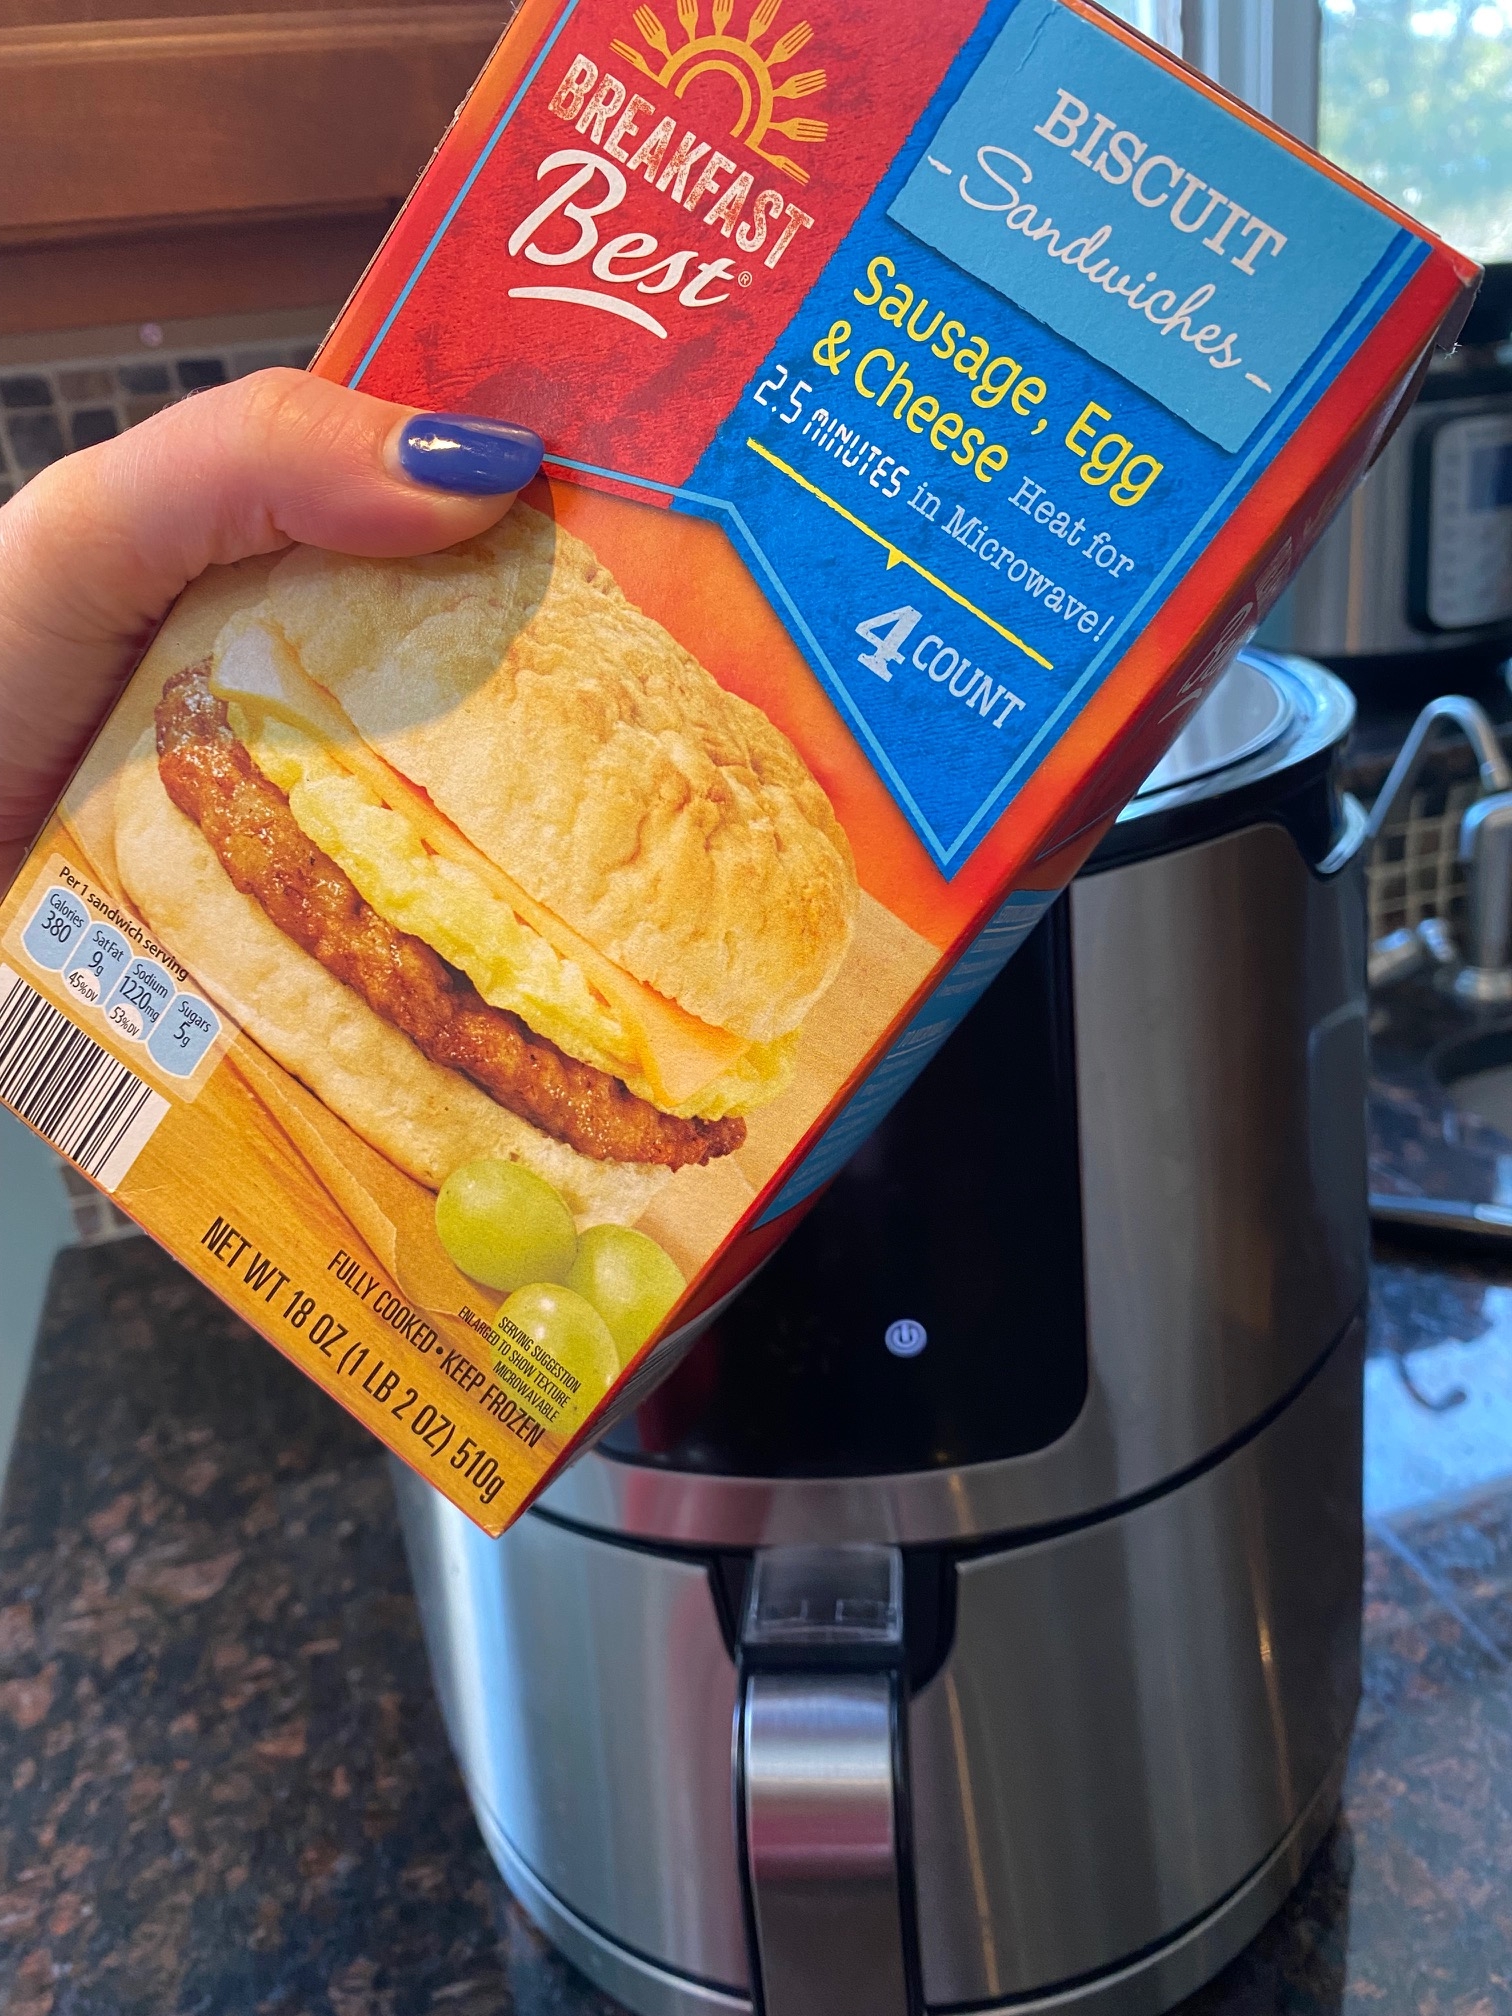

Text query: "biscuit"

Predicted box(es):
[257, 506, 859, 1046]
[114, 743, 670, 1227]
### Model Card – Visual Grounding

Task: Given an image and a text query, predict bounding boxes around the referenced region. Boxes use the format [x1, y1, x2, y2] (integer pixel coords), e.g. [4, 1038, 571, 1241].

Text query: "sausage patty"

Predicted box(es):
[154, 665, 745, 1171]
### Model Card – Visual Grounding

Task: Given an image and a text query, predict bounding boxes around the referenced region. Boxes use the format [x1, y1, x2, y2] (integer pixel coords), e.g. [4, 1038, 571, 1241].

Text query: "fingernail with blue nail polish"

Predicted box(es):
[397, 413, 545, 495]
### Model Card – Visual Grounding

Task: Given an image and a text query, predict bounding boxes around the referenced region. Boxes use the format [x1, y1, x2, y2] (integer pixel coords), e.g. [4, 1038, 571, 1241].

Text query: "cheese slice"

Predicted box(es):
[209, 619, 751, 1109]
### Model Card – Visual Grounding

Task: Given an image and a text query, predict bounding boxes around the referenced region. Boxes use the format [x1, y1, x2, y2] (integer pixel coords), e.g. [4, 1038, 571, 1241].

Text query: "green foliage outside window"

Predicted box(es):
[1321, 0, 1512, 262]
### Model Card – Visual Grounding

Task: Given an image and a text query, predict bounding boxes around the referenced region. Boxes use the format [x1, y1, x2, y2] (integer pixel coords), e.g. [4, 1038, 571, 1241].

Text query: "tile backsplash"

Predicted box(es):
[0, 315, 331, 502]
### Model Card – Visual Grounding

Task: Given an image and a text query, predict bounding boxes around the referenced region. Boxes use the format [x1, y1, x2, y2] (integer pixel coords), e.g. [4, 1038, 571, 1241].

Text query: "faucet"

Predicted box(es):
[1366, 696, 1512, 1004]
[1458, 793, 1512, 1001]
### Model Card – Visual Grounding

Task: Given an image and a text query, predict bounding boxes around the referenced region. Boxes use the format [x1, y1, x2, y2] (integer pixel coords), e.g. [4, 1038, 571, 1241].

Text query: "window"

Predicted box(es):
[1099, 0, 1183, 44]
[1321, 0, 1512, 261]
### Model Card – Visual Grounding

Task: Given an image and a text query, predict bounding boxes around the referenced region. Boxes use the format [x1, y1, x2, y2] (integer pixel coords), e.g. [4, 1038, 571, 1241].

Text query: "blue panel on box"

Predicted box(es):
[887, 0, 1409, 451]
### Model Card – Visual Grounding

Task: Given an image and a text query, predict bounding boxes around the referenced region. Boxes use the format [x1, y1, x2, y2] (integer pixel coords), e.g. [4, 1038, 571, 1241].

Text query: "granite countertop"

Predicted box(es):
[0, 1239, 618, 2016]
[1367, 977, 1512, 1246]
[6, 1238, 1512, 2014]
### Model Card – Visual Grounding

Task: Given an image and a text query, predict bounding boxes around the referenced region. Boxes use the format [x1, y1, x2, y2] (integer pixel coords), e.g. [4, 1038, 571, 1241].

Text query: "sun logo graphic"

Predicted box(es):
[611, 0, 827, 186]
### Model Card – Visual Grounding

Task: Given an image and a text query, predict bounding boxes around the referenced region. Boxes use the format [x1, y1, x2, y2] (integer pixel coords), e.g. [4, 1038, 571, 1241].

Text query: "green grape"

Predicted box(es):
[434, 1159, 577, 1292]
[497, 1283, 620, 1425]
[567, 1224, 687, 1363]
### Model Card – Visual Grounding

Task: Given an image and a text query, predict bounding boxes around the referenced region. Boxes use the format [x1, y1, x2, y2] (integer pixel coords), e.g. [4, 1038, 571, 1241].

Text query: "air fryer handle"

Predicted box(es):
[735, 1547, 916, 2016]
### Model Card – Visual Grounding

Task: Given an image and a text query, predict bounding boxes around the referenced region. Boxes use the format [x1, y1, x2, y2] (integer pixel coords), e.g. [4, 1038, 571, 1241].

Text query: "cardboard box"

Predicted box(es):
[0, 0, 1478, 1532]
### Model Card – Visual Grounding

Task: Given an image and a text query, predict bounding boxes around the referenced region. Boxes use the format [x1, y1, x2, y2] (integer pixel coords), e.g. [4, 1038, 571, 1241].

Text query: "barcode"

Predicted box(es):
[0, 964, 168, 1189]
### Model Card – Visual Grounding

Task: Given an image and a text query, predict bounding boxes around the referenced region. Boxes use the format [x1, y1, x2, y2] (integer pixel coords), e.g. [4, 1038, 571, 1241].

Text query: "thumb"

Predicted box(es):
[0, 369, 543, 888]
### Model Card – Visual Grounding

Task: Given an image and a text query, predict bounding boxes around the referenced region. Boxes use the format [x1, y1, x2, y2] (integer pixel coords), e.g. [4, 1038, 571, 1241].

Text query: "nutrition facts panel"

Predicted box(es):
[1424, 411, 1512, 632]
[15, 876, 223, 1082]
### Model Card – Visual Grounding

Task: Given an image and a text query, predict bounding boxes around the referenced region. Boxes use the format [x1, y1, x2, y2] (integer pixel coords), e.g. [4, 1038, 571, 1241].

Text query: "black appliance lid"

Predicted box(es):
[1084, 646, 1356, 873]
[597, 898, 1089, 1482]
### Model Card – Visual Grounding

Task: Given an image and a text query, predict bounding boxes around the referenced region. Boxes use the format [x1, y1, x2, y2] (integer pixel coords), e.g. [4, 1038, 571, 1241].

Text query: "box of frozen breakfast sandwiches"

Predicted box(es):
[0, 0, 1479, 1531]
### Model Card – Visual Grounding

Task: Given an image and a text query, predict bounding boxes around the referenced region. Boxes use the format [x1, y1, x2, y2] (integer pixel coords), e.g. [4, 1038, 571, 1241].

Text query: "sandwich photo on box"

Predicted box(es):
[94, 502, 871, 1417]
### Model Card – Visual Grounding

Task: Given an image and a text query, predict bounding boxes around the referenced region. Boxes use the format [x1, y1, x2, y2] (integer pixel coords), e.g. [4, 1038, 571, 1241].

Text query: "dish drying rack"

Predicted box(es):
[1366, 776, 1478, 946]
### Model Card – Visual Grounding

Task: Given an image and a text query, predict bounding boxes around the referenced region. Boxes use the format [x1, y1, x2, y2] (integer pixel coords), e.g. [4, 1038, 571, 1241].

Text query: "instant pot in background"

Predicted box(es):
[395, 648, 1369, 2016]
[1263, 265, 1512, 690]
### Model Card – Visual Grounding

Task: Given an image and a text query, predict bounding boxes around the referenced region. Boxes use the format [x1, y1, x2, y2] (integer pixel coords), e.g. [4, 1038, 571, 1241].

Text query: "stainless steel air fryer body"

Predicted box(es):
[1264, 271, 1512, 677]
[394, 649, 1369, 2016]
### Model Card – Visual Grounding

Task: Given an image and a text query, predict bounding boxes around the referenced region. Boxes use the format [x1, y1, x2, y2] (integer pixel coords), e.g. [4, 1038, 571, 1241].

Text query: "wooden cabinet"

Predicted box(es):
[0, 1, 507, 334]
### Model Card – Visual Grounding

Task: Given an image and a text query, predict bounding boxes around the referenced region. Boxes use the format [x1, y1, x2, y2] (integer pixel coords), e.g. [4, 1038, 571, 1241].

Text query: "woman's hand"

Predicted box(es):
[0, 368, 542, 890]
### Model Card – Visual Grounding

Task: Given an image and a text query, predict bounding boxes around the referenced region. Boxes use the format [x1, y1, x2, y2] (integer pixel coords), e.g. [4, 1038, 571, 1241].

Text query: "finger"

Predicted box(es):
[0, 371, 543, 887]
[9, 371, 542, 641]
